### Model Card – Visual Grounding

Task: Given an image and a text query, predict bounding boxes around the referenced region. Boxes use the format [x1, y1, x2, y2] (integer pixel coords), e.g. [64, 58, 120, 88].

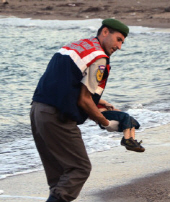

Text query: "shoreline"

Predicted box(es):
[0, 0, 170, 28]
[0, 124, 170, 202]
[1, 14, 170, 30]
[0, 13, 169, 29]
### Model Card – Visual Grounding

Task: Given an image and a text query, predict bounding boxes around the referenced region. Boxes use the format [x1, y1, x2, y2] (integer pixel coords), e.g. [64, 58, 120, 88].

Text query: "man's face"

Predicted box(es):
[101, 29, 125, 56]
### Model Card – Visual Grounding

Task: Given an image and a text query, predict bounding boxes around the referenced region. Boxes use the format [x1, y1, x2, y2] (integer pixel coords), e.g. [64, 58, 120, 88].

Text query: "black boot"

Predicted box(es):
[46, 195, 68, 202]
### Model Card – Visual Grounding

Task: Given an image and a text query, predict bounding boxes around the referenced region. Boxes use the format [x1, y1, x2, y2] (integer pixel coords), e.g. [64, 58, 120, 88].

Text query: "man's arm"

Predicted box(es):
[78, 84, 119, 131]
[78, 58, 119, 131]
[78, 84, 109, 126]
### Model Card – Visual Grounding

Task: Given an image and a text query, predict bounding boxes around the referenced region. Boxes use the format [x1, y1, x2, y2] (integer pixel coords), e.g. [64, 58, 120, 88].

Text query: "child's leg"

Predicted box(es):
[123, 127, 135, 139]
[123, 128, 131, 139]
[100, 111, 145, 152]
[130, 127, 135, 139]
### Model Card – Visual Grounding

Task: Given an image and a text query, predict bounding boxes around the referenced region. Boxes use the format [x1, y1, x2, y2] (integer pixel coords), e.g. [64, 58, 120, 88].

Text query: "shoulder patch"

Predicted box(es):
[96, 65, 105, 82]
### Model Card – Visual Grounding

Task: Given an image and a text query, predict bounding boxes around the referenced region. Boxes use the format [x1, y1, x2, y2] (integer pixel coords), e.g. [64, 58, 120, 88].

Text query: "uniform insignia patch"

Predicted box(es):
[96, 65, 105, 82]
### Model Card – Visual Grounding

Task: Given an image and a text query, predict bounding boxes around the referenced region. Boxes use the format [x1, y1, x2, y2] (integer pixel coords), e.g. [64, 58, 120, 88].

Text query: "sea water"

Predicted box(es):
[0, 17, 170, 179]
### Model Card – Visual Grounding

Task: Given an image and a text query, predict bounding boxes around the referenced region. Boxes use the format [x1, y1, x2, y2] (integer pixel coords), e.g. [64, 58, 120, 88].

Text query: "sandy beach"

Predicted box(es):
[0, 1, 170, 202]
[0, 0, 170, 28]
[0, 124, 170, 202]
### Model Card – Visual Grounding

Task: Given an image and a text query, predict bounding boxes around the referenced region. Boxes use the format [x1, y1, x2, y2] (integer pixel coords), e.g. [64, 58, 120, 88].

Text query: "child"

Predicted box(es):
[98, 99, 145, 152]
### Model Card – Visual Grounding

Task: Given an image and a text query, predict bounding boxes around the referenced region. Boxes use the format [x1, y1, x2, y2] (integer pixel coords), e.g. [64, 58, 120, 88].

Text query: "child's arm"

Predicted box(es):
[98, 99, 121, 111]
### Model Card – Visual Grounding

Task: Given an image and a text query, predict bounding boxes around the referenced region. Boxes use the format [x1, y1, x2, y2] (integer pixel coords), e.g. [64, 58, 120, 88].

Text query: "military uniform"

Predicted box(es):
[30, 18, 129, 202]
[30, 37, 110, 201]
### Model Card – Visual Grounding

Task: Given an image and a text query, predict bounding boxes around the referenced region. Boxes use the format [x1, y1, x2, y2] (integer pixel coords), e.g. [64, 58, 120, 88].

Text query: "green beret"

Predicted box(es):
[102, 18, 129, 37]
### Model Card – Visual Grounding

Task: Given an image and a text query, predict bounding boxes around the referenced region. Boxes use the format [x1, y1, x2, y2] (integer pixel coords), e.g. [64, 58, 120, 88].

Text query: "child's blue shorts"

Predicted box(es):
[100, 111, 140, 132]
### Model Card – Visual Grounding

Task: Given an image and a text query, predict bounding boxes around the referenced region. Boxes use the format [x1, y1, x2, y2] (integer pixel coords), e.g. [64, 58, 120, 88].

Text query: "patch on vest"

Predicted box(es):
[96, 65, 105, 82]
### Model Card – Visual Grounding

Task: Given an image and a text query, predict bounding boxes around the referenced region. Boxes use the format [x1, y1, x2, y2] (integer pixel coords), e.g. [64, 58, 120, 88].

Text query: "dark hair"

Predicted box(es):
[97, 25, 116, 36]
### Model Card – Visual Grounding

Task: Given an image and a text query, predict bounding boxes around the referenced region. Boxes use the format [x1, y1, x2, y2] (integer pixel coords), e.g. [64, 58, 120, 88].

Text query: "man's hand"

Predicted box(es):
[102, 120, 119, 132]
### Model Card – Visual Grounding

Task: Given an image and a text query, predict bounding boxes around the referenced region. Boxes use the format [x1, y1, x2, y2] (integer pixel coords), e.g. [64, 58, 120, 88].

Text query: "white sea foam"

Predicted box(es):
[0, 168, 43, 180]
[80, 120, 121, 154]
[127, 108, 170, 130]
[0, 190, 4, 195]
[0, 195, 46, 200]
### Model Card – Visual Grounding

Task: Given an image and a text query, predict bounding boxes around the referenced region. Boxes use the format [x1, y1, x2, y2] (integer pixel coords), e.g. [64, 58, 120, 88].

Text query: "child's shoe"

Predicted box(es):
[121, 137, 145, 152]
